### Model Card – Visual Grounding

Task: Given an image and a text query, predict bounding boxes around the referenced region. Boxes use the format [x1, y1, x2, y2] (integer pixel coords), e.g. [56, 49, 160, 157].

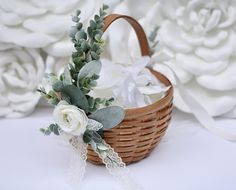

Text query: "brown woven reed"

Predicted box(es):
[87, 14, 173, 165]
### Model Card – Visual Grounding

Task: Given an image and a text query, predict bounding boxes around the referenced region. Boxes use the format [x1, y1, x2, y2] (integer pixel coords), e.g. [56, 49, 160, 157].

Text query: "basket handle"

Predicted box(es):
[103, 14, 150, 56]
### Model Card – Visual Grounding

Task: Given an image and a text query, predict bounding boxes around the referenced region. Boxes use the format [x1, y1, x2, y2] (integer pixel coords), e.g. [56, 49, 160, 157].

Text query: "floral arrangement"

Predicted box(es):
[38, 5, 141, 189]
[38, 4, 123, 155]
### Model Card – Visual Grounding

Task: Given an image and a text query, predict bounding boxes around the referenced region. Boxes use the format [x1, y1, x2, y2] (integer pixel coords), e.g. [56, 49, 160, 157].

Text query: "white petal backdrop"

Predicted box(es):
[107, 0, 236, 118]
[0, 47, 44, 118]
[0, 0, 120, 117]
[0, 0, 236, 118]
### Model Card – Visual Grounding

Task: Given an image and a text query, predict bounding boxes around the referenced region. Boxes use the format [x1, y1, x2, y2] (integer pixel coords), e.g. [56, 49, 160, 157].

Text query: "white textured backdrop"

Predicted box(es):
[0, 0, 236, 118]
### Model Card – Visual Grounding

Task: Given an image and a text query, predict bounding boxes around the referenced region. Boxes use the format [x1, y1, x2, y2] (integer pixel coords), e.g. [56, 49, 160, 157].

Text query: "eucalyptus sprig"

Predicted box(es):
[69, 5, 108, 87]
[38, 5, 125, 138]
[38, 5, 112, 112]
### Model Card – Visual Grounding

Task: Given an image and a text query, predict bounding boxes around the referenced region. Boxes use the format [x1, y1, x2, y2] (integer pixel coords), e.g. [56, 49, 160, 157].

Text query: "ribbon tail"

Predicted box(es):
[158, 64, 236, 142]
[67, 136, 88, 188]
[177, 81, 236, 142]
[92, 140, 143, 190]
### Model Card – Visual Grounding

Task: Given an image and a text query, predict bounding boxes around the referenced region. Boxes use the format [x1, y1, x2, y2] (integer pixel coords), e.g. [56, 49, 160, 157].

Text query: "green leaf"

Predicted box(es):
[91, 51, 99, 60]
[90, 141, 97, 150]
[87, 26, 93, 38]
[78, 60, 101, 80]
[62, 68, 72, 85]
[69, 26, 78, 38]
[61, 92, 71, 103]
[48, 97, 59, 105]
[53, 124, 60, 135]
[76, 10, 81, 16]
[52, 80, 63, 92]
[90, 20, 97, 29]
[83, 130, 92, 143]
[97, 144, 108, 151]
[83, 130, 103, 144]
[60, 85, 89, 112]
[102, 4, 109, 10]
[72, 16, 79, 23]
[76, 22, 83, 30]
[48, 124, 60, 136]
[94, 14, 100, 21]
[88, 106, 125, 129]
[40, 128, 51, 136]
[97, 128, 104, 138]
[94, 34, 101, 41]
[75, 31, 87, 41]
[86, 52, 92, 62]
[81, 41, 86, 51]
[87, 96, 95, 108]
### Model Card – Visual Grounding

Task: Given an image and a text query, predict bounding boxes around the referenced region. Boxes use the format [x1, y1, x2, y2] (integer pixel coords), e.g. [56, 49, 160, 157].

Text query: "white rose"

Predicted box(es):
[0, 45, 44, 118]
[53, 101, 88, 136]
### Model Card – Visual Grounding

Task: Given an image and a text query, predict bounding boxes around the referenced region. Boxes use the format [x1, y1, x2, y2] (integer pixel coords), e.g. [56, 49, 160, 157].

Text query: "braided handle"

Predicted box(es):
[103, 14, 150, 56]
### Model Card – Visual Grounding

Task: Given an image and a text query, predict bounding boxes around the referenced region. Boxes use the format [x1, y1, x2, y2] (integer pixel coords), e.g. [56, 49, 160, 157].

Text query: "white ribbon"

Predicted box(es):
[153, 64, 236, 142]
[67, 136, 88, 188]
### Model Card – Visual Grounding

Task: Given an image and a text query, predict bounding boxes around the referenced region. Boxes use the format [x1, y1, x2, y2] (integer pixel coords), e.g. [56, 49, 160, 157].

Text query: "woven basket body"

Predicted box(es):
[87, 14, 173, 165]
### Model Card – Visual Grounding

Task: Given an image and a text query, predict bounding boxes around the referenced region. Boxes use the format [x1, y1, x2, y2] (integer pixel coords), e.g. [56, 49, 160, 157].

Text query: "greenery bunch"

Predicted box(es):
[38, 5, 113, 113]
[38, 5, 125, 145]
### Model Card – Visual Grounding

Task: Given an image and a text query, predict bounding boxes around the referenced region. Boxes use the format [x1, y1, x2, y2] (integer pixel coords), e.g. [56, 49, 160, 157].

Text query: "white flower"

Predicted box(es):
[109, 0, 236, 117]
[53, 101, 88, 136]
[0, 46, 44, 118]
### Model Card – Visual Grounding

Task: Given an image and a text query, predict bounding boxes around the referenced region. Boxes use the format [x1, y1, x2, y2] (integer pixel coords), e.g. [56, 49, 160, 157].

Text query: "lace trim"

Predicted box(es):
[67, 136, 87, 188]
[87, 119, 103, 131]
[93, 140, 143, 190]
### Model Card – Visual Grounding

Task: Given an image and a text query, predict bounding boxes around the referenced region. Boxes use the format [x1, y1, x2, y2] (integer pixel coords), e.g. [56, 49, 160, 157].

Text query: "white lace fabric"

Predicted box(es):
[67, 136, 88, 188]
[94, 140, 143, 190]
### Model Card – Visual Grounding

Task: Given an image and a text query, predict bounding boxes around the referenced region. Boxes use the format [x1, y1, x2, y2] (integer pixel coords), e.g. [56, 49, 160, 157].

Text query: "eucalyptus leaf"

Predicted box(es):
[88, 106, 125, 129]
[78, 60, 101, 80]
[69, 26, 78, 38]
[72, 16, 79, 22]
[87, 96, 95, 108]
[86, 52, 92, 62]
[40, 128, 51, 136]
[91, 51, 99, 60]
[97, 144, 108, 151]
[48, 97, 59, 105]
[52, 80, 63, 92]
[102, 4, 109, 10]
[83, 130, 103, 144]
[94, 34, 101, 41]
[76, 10, 81, 16]
[90, 131, 103, 143]
[60, 85, 89, 112]
[63, 68, 72, 85]
[76, 22, 82, 30]
[75, 31, 87, 41]
[90, 20, 97, 29]
[90, 140, 97, 150]
[81, 41, 88, 51]
[61, 92, 71, 103]
[83, 130, 92, 143]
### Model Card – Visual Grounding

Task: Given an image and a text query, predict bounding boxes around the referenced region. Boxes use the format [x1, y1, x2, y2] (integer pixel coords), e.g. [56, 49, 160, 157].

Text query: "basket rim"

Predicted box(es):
[124, 68, 173, 117]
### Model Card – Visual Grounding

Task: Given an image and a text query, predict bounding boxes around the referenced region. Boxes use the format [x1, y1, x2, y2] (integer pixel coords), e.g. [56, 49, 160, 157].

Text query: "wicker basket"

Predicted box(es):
[87, 14, 173, 165]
